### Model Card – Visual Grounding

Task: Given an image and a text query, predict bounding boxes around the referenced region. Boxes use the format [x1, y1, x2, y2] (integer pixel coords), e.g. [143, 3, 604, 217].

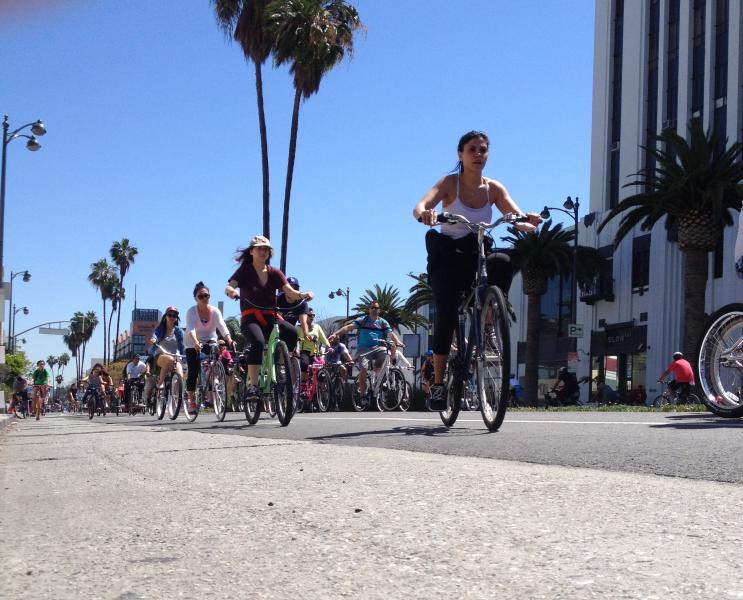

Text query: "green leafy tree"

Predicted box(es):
[403, 272, 433, 316]
[505, 221, 608, 406]
[348, 283, 426, 332]
[110, 238, 138, 361]
[0, 351, 31, 396]
[213, 0, 274, 239]
[266, 0, 362, 271]
[599, 119, 743, 362]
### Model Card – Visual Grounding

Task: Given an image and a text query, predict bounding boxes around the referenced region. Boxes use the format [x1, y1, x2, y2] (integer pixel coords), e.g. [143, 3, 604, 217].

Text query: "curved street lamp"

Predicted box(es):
[328, 286, 350, 320]
[540, 196, 580, 355]
[1, 115, 47, 284]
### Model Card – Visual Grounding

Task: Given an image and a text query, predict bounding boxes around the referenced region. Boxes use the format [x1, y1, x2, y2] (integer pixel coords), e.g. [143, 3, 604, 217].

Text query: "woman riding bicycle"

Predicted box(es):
[413, 130, 540, 410]
[184, 282, 233, 413]
[149, 306, 185, 389]
[224, 235, 313, 398]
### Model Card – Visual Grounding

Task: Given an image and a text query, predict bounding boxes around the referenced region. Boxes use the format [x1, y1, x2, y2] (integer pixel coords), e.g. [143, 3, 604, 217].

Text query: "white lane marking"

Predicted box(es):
[295, 416, 665, 426]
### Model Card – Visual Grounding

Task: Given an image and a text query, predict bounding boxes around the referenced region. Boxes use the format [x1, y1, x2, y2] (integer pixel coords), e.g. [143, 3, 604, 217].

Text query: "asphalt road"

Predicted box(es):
[2, 411, 743, 599]
[90, 408, 743, 484]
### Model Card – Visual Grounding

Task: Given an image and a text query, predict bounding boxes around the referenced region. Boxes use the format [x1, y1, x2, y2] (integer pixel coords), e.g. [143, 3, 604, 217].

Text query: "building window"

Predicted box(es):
[691, 0, 706, 117]
[713, 0, 728, 156]
[133, 335, 145, 355]
[664, 0, 680, 130]
[631, 235, 651, 292]
[608, 0, 623, 210]
[645, 0, 660, 183]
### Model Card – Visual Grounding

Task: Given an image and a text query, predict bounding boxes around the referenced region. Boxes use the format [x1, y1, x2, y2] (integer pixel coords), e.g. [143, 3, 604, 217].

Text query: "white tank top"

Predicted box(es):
[440, 174, 492, 239]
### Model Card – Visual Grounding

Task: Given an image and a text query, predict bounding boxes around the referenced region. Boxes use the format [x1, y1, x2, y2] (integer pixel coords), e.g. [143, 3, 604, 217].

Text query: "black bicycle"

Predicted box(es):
[84, 385, 105, 419]
[433, 211, 529, 431]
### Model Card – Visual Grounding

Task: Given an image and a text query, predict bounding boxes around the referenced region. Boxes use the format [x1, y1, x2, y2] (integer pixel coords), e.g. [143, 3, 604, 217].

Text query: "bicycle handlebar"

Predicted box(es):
[418, 211, 531, 229]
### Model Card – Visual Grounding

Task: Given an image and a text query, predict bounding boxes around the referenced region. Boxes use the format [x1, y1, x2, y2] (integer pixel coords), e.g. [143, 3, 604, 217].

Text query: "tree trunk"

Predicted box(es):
[280, 89, 301, 273]
[255, 62, 270, 240]
[107, 304, 116, 364]
[523, 292, 542, 407]
[113, 275, 124, 362]
[682, 248, 709, 368]
[102, 300, 107, 364]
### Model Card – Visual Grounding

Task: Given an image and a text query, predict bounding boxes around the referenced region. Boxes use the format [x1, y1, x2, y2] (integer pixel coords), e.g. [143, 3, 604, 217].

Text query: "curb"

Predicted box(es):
[0, 414, 14, 434]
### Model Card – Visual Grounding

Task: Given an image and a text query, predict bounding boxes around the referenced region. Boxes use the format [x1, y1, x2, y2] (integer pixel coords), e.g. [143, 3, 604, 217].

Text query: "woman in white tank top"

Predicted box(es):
[412, 130, 541, 411]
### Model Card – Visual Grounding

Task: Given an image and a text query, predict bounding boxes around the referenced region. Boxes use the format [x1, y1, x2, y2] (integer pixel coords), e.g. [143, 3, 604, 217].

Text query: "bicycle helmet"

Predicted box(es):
[672, 351, 684, 360]
[287, 276, 300, 289]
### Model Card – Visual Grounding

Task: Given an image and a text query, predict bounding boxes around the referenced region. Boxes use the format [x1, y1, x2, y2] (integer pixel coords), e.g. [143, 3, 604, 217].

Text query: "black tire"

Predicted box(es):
[440, 357, 462, 427]
[378, 368, 405, 411]
[350, 375, 369, 411]
[274, 341, 295, 427]
[478, 286, 510, 432]
[147, 382, 157, 416]
[697, 304, 743, 418]
[212, 361, 227, 422]
[316, 368, 332, 412]
[399, 380, 412, 412]
[183, 372, 201, 423]
[129, 386, 140, 416]
[87, 391, 95, 420]
[652, 393, 667, 408]
[155, 384, 167, 420]
[242, 380, 261, 425]
[331, 373, 344, 411]
[167, 372, 183, 420]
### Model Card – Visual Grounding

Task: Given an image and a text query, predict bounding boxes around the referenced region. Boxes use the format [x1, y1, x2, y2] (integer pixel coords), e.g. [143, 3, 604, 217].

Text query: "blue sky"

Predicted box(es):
[2, 0, 595, 372]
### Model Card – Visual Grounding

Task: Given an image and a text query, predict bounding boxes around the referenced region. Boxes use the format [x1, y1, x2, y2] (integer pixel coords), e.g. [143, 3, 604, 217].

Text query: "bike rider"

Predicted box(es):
[10, 375, 28, 418]
[225, 235, 313, 399]
[149, 306, 185, 389]
[413, 130, 540, 410]
[297, 308, 330, 384]
[124, 354, 148, 411]
[657, 351, 695, 402]
[551, 367, 580, 404]
[330, 302, 403, 398]
[31, 360, 50, 421]
[278, 276, 311, 341]
[325, 335, 354, 379]
[185, 282, 233, 413]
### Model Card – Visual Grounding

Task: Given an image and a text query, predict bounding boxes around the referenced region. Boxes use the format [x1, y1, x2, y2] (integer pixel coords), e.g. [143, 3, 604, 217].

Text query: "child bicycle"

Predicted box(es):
[296, 351, 331, 413]
[238, 299, 298, 427]
[432, 211, 530, 431]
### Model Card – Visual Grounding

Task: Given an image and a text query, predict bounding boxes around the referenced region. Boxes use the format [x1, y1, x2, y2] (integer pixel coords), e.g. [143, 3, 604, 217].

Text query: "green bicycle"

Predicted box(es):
[239, 300, 297, 427]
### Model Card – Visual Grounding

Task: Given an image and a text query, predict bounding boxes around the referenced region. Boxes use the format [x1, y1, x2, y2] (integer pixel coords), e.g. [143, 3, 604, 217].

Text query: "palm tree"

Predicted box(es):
[348, 283, 425, 332]
[57, 353, 70, 379]
[110, 238, 138, 361]
[213, 0, 274, 239]
[266, 0, 362, 272]
[65, 312, 97, 383]
[88, 259, 116, 364]
[107, 279, 124, 363]
[505, 221, 608, 406]
[598, 118, 743, 361]
[403, 272, 433, 316]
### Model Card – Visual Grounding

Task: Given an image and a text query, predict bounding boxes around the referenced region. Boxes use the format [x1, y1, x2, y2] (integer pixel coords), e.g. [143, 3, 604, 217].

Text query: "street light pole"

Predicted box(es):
[1, 116, 46, 282]
[7, 269, 30, 351]
[540, 196, 580, 355]
[328, 287, 350, 321]
[11, 304, 29, 354]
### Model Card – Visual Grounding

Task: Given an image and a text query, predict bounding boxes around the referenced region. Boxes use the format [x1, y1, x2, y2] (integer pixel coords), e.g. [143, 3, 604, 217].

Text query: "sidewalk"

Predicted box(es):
[2, 415, 742, 599]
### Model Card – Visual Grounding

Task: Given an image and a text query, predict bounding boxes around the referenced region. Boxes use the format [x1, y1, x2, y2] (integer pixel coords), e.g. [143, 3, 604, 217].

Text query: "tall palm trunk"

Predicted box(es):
[524, 293, 542, 406]
[682, 248, 709, 365]
[101, 300, 107, 364]
[280, 89, 301, 273]
[113, 274, 125, 363]
[256, 62, 271, 239]
[107, 305, 116, 365]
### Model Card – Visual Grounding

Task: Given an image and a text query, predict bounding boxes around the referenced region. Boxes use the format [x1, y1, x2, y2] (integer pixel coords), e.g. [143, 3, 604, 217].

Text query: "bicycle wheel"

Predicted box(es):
[478, 286, 510, 432]
[379, 368, 404, 411]
[697, 305, 743, 418]
[331, 373, 345, 411]
[274, 341, 295, 427]
[316, 368, 332, 412]
[155, 384, 167, 420]
[399, 380, 412, 412]
[167, 373, 183, 420]
[147, 381, 157, 416]
[440, 357, 462, 426]
[242, 380, 261, 425]
[129, 386, 139, 416]
[350, 375, 369, 411]
[88, 393, 95, 420]
[652, 394, 667, 408]
[211, 361, 227, 422]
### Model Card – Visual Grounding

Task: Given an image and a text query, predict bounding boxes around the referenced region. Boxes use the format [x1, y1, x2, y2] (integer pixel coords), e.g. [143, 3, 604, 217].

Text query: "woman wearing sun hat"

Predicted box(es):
[225, 235, 313, 397]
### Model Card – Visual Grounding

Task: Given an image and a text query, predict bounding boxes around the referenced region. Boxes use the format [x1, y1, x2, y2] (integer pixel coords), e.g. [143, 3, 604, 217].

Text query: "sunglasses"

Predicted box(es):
[166, 313, 178, 318]
[197, 293, 210, 299]
[370, 306, 380, 310]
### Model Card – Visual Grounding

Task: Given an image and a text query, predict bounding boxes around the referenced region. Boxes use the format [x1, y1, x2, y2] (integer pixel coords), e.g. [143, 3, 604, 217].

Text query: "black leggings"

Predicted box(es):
[241, 316, 299, 365]
[429, 252, 513, 356]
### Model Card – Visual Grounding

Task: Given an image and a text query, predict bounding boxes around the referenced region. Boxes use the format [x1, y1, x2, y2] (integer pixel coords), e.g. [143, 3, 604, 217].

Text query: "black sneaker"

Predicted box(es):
[428, 384, 448, 411]
[246, 385, 260, 399]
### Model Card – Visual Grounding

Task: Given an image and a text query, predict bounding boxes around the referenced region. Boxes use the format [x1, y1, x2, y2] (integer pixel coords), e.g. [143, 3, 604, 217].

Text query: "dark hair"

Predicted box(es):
[157, 312, 179, 332]
[452, 130, 490, 173]
[193, 281, 209, 298]
[235, 246, 273, 266]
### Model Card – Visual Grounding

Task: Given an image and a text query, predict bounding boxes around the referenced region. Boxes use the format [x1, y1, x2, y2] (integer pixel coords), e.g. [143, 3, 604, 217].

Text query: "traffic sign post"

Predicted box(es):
[567, 324, 584, 338]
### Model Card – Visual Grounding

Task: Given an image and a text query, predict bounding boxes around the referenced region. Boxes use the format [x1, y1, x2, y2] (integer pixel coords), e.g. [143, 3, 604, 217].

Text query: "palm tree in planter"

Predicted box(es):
[266, 0, 363, 272]
[504, 221, 608, 407]
[598, 118, 743, 363]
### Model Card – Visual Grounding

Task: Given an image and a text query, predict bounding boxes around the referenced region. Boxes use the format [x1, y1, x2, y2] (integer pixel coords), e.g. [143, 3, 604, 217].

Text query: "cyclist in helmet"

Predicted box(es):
[657, 351, 695, 402]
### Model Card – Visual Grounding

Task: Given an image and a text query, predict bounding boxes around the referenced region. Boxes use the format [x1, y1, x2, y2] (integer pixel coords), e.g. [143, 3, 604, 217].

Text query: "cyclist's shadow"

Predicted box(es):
[307, 424, 490, 441]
